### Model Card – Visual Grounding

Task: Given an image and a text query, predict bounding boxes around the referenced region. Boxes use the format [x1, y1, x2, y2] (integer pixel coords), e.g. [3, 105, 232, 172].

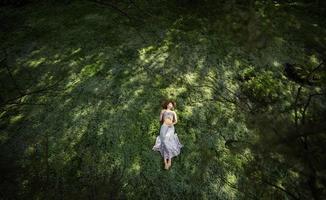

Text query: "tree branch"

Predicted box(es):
[262, 179, 299, 200]
[1, 49, 24, 96]
[301, 93, 325, 124]
[87, 0, 147, 42]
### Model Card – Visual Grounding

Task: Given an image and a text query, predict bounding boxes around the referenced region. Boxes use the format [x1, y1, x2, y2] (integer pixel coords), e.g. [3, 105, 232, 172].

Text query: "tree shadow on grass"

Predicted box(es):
[1, 1, 326, 199]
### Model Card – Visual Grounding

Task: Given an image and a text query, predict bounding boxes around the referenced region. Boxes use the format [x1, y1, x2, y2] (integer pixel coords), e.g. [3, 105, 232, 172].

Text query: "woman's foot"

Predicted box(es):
[164, 160, 169, 170]
[164, 163, 169, 170]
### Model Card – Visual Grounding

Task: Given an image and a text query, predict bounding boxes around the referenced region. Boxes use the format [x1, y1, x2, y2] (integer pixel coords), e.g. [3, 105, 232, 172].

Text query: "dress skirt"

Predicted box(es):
[152, 124, 183, 159]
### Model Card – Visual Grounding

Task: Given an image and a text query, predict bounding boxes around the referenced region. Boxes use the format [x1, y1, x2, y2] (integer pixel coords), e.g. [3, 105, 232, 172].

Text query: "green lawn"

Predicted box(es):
[1, 0, 325, 199]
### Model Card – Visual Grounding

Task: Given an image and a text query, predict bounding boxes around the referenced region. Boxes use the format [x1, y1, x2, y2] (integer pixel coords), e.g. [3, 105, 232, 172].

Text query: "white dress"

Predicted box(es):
[152, 111, 183, 159]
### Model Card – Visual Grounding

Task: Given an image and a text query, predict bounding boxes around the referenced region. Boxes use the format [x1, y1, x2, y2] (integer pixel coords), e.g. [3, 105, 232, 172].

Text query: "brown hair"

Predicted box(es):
[160, 99, 176, 124]
[161, 99, 176, 110]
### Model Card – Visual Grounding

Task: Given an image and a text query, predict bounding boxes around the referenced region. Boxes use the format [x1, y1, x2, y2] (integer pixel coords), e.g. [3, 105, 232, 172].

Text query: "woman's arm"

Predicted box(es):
[159, 110, 165, 122]
[173, 112, 178, 125]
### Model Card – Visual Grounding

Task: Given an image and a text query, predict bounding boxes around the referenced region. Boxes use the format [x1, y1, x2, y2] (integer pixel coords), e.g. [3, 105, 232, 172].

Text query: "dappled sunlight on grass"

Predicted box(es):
[1, 0, 325, 199]
[220, 173, 237, 198]
[129, 155, 141, 175]
[309, 54, 319, 65]
[9, 114, 24, 124]
[273, 60, 281, 67]
[26, 57, 46, 68]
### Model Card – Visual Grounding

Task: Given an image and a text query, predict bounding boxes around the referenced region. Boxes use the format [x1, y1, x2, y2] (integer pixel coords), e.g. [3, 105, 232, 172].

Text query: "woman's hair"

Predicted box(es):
[161, 99, 176, 110]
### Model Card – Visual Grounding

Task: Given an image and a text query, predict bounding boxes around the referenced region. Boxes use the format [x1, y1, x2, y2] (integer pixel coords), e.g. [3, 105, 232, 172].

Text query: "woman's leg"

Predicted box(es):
[164, 158, 169, 169]
[167, 158, 172, 169]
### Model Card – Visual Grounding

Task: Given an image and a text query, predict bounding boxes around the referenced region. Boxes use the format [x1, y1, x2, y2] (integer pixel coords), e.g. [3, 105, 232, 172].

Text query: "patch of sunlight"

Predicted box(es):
[128, 156, 141, 174]
[20, 95, 32, 103]
[201, 69, 217, 99]
[259, 7, 266, 17]
[98, 127, 104, 136]
[227, 173, 237, 185]
[193, 101, 204, 107]
[74, 127, 87, 143]
[203, 86, 213, 100]
[69, 60, 79, 67]
[138, 42, 171, 70]
[223, 69, 233, 78]
[61, 149, 77, 165]
[27, 57, 46, 68]
[290, 110, 302, 123]
[121, 102, 129, 110]
[221, 173, 237, 199]
[138, 46, 155, 63]
[53, 59, 61, 64]
[199, 36, 208, 44]
[10, 114, 23, 124]
[71, 48, 81, 55]
[97, 100, 103, 107]
[289, 169, 300, 178]
[234, 60, 240, 68]
[22, 179, 29, 189]
[54, 54, 60, 59]
[96, 52, 105, 58]
[207, 68, 218, 78]
[66, 75, 81, 91]
[72, 105, 91, 122]
[30, 49, 42, 56]
[228, 117, 234, 123]
[61, 127, 87, 157]
[64, 98, 72, 105]
[315, 87, 322, 93]
[160, 86, 187, 99]
[273, 61, 281, 67]
[127, 70, 147, 85]
[119, 135, 125, 147]
[0, 111, 7, 119]
[157, 52, 169, 63]
[182, 105, 193, 117]
[133, 87, 144, 97]
[79, 63, 104, 78]
[243, 148, 253, 161]
[48, 75, 55, 81]
[25, 146, 35, 156]
[184, 72, 198, 84]
[275, 179, 285, 189]
[310, 54, 319, 64]
[274, 37, 285, 45]
[196, 57, 205, 69]
[211, 181, 220, 194]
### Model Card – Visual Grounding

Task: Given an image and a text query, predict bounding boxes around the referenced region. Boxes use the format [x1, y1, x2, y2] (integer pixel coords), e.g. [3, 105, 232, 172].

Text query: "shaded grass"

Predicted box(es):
[0, 0, 325, 199]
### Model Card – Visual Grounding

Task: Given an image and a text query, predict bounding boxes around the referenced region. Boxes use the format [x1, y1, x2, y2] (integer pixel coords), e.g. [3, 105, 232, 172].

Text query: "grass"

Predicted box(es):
[0, 0, 325, 199]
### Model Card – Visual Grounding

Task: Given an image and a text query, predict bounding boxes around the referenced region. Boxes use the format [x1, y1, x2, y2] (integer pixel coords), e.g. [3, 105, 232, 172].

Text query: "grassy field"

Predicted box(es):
[1, 0, 325, 199]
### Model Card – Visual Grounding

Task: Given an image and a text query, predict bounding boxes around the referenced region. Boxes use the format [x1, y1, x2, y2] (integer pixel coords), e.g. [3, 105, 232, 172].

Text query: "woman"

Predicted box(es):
[152, 100, 183, 170]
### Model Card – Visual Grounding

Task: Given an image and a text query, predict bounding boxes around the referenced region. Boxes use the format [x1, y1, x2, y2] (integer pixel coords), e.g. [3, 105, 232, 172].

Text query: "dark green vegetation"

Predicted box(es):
[1, 0, 326, 199]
